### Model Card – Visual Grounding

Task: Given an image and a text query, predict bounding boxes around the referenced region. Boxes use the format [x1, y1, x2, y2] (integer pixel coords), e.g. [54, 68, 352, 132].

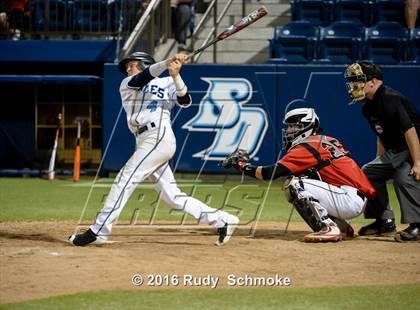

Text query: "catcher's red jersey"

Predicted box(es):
[278, 135, 376, 199]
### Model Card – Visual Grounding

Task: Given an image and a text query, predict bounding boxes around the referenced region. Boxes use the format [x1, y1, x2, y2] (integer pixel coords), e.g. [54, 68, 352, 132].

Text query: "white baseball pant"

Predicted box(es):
[288, 178, 366, 226]
[90, 122, 235, 237]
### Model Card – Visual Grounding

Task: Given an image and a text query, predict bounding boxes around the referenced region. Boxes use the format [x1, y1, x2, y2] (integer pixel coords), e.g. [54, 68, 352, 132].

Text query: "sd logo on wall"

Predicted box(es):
[182, 77, 268, 161]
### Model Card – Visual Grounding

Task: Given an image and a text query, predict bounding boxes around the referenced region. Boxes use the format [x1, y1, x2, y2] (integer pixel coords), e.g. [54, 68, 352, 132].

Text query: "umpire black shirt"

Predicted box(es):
[362, 84, 420, 151]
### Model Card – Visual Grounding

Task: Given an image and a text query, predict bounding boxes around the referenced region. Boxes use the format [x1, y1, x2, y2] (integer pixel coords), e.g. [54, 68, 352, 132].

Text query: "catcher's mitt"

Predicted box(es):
[220, 149, 250, 169]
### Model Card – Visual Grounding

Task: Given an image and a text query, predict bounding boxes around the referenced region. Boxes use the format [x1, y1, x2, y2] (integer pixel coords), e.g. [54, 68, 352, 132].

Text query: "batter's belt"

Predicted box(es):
[136, 122, 156, 136]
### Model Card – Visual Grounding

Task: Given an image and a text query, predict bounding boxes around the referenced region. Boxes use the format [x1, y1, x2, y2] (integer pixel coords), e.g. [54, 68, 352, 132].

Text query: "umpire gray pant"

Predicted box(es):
[362, 148, 420, 224]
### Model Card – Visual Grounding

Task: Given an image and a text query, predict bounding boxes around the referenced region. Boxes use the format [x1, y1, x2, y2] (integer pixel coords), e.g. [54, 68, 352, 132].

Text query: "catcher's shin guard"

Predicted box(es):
[283, 176, 325, 232]
[283, 176, 299, 203]
[293, 198, 325, 232]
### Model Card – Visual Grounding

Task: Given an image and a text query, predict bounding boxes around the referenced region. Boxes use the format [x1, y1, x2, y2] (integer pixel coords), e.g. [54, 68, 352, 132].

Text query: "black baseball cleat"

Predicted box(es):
[394, 223, 420, 242]
[215, 216, 239, 246]
[358, 218, 396, 236]
[68, 229, 107, 246]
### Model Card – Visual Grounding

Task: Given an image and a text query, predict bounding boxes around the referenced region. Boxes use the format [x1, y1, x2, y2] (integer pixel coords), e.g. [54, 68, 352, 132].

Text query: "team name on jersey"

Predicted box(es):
[143, 84, 165, 99]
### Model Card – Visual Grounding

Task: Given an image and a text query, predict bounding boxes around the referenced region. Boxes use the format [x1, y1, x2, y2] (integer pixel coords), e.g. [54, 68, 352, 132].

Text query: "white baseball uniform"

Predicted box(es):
[90, 62, 237, 238]
[287, 177, 366, 225]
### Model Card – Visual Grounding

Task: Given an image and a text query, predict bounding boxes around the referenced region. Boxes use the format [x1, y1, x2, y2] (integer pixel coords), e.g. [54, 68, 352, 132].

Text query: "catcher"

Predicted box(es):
[222, 108, 376, 242]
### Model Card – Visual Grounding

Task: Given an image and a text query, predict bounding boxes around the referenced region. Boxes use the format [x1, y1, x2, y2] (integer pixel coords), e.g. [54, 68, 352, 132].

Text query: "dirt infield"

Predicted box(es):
[1, 221, 419, 304]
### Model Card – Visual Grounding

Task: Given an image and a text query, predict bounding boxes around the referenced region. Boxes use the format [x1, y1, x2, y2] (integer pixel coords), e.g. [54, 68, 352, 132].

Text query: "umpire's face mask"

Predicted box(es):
[346, 81, 366, 103]
[344, 63, 367, 104]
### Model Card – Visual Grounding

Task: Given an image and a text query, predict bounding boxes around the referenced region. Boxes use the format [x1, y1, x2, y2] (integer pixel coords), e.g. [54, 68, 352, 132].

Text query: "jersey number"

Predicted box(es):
[146, 100, 158, 112]
[322, 139, 348, 159]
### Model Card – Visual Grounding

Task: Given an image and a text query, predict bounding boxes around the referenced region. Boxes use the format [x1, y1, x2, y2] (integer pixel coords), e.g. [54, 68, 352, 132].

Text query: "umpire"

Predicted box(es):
[344, 61, 420, 242]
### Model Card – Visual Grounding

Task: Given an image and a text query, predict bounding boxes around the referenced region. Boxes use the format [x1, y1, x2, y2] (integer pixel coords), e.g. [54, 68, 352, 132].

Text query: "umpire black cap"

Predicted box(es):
[118, 52, 156, 75]
[357, 61, 383, 81]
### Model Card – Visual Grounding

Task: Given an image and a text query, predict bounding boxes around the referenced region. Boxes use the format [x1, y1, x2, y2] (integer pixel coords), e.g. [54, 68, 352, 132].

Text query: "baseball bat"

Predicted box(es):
[47, 113, 62, 181]
[190, 6, 268, 57]
[73, 120, 81, 182]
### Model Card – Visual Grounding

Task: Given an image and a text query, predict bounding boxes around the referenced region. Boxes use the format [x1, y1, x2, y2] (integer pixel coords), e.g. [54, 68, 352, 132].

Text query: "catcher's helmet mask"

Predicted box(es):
[344, 61, 383, 103]
[118, 52, 156, 75]
[282, 108, 320, 150]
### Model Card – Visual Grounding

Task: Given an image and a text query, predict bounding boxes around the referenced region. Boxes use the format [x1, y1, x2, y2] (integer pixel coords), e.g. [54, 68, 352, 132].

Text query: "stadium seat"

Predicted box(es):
[291, 0, 332, 26]
[332, 0, 373, 26]
[269, 21, 319, 63]
[365, 21, 409, 63]
[374, 0, 406, 25]
[318, 21, 364, 63]
[35, 0, 69, 32]
[407, 28, 420, 63]
[73, 0, 108, 32]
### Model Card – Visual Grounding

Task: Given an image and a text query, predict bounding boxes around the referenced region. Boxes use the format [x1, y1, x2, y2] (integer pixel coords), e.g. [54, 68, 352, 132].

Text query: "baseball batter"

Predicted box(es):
[69, 52, 239, 246]
[223, 108, 375, 242]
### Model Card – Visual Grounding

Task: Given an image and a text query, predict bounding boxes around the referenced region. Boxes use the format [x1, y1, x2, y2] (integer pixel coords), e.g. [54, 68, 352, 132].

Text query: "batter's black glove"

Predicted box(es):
[220, 149, 250, 170]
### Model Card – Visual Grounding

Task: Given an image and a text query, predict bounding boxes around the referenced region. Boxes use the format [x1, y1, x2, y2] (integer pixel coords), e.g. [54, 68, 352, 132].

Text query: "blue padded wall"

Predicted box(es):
[102, 64, 420, 172]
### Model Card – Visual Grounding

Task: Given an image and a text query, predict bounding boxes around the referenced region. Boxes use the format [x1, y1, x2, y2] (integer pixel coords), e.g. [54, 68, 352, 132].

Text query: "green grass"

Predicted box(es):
[1, 284, 419, 310]
[0, 178, 414, 309]
[0, 177, 400, 224]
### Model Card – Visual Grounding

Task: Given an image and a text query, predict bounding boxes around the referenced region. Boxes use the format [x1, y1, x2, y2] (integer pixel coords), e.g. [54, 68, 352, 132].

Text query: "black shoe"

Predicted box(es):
[358, 219, 396, 236]
[68, 229, 106, 246]
[214, 216, 239, 246]
[394, 224, 420, 242]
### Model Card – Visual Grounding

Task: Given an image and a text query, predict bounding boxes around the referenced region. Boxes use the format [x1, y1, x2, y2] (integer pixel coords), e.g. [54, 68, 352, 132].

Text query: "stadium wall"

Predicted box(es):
[103, 64, 420, 172]
[0, 40, 116, 62]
